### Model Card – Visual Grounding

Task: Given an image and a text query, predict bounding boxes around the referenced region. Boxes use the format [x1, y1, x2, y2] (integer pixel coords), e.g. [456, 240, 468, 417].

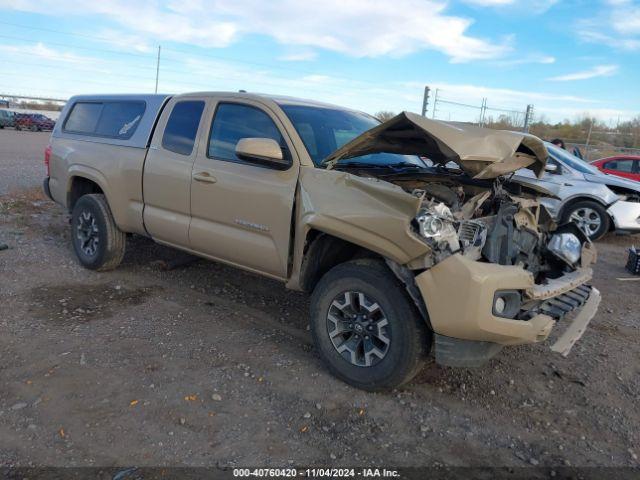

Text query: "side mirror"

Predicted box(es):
[236, 138, 289, 169]
[545, 163, 559, 174]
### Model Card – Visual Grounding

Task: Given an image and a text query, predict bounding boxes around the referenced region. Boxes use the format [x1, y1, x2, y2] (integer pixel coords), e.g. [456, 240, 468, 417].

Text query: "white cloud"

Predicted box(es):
[278, 50, 318, 62]
[463, 0, 558, 12]
[578, 30, 640, 50]
[402, 81, 596, 106]
[465, 0, 515, 5]
[578, 0, 640, 50]
[608, 0, 640, 35]
[548, 64, 619, 81]
[93, 29, 155, 54]
[0, 0, 510, 62]
[0, 42, 96, 64]
[493, 54, 556, 66]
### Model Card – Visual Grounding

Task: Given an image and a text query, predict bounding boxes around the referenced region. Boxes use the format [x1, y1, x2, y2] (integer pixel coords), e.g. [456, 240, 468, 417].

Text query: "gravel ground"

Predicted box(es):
[0, 129, 49, 195]
[0, 129, 639, 468]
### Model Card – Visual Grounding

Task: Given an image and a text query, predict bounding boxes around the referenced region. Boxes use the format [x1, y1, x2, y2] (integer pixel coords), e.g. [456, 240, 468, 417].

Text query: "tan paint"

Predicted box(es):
[416, 254, 556, 345]
[142, 96, 210, 245]
[286, 166, 431, 290]
[188, 96, 299, 279]
[49, 138, 147, 235]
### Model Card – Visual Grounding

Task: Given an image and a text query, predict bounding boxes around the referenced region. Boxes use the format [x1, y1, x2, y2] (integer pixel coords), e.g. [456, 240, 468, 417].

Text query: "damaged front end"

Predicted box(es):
[403, 176, 598, 366]
[324, 112, 600, 367]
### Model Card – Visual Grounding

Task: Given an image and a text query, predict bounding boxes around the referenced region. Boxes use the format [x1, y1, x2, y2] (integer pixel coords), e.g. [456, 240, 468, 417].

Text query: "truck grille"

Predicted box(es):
[458, 220, 485, 248]
[521, 284, 593, 321]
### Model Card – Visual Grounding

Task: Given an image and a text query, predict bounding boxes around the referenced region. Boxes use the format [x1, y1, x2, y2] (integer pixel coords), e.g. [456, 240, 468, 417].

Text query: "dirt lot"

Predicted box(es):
[0, 128, 639, 468]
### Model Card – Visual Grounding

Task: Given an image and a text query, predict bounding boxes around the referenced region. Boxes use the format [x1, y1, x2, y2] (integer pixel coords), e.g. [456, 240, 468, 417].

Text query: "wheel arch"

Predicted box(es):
[298, 229, 383, 293]
[559, 195, 610, 220]
[559, 196, 614, 234]
[66, 166, 111, 212]
[298, 229, 431, 326]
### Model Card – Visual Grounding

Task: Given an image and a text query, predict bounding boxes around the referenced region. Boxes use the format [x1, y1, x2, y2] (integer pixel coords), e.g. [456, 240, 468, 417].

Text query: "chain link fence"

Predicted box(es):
[423, 87, 533, 132]
[564, 142, 640, 162]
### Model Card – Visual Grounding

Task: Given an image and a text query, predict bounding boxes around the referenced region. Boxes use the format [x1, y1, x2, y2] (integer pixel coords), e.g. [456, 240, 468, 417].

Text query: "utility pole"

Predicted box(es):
[421, 86, 430, 117]
[523, 104, 534, 133]
[585, 118, 594, 160]
[155, 46, 161, 94]
[479, 98, 487, 127]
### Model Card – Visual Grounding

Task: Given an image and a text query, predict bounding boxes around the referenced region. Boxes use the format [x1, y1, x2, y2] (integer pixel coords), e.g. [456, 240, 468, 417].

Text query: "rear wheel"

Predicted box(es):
[71, 194, 126, 271]
[562, 200, 610, 241]
[310, 259, 431, 391]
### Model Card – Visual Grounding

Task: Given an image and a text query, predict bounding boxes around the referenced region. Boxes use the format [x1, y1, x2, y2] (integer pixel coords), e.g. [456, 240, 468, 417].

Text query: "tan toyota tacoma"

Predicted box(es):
[43, 92, 600, 390]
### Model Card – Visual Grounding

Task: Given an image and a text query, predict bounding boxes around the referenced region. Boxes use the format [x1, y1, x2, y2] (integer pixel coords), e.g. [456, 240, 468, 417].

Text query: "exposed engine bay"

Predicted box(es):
[343, 166, 591, 285]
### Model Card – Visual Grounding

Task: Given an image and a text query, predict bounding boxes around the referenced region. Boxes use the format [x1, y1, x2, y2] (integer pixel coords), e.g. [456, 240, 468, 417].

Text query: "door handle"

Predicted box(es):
[193, 172, 217, 184]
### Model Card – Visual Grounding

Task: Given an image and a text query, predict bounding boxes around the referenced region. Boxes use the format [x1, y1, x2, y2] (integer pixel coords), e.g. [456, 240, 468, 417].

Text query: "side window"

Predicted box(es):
[64, 103, 103, 134]
[608, 159, 633, 172]
[64, 101, 146, 139]
[162, 101, 205, 156]
[95, 102, 145, 138]
[208, 103, 285, 162]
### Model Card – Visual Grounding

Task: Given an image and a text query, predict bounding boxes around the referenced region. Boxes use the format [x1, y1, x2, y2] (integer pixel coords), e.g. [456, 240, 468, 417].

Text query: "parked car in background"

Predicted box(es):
[15, 113, 56, 131]
[0, 109, 15, 128]
[591, 156, 640, 183]
[515, 143, 640, 240]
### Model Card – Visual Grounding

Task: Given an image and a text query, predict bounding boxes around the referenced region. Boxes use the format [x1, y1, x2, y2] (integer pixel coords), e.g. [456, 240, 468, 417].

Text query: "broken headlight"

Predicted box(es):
[547, 233, 581, 265]
[415, 203, 460, 253]
[417, 214, 445, 238]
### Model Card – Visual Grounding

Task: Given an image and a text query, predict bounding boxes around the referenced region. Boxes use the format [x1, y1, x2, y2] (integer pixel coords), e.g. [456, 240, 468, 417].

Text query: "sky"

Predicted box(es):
[0, 0, 638, 124]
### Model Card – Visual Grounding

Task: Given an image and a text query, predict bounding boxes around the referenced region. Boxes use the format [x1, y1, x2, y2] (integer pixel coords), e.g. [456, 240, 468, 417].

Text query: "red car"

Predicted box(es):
[591, 156, 640, 182]
[14, 113, 56, 132]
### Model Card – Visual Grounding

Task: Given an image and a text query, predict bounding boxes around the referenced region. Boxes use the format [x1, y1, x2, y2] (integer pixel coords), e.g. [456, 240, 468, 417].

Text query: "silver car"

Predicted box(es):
[515, 143, 640, 240]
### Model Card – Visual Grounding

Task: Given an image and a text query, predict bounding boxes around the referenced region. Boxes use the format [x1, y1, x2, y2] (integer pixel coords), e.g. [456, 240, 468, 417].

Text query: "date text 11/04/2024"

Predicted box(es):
[232, 468, 400, 477]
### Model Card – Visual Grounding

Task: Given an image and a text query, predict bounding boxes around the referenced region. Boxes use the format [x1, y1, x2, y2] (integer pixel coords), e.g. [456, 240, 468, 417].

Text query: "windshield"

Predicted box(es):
[280, 105, 425, 168]
[546, 142, 600, 175]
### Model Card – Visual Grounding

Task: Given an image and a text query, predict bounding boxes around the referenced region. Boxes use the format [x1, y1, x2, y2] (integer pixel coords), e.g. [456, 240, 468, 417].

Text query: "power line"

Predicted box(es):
[0, 34, 155, 59]
[0, 22, 383, 88]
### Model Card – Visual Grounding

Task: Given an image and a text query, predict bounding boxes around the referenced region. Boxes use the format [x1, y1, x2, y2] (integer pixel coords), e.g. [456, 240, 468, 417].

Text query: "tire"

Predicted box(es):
[562, 200, 610, 241]
[310, 259, 431, 391]
[71, 194, 126, 271]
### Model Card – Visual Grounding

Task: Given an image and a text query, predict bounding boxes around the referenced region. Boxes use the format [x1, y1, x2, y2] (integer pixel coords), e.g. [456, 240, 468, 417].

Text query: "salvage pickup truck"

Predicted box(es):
[43, 92, 600, 390]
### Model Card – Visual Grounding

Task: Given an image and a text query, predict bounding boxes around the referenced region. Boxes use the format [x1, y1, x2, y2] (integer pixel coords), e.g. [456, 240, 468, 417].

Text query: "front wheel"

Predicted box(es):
[71, 194, 126, 271]
[562, 200, 610, 241]
[310, 259, 431, 391]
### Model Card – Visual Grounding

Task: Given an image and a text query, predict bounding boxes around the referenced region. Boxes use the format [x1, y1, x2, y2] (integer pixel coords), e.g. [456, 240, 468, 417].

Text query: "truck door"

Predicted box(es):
[189, 99, 299, 279]
[143, 98, 207, 246]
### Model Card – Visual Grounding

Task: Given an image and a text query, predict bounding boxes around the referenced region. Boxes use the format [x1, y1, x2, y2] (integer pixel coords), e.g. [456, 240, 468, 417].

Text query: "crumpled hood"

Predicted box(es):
[323, 111, 548, 179]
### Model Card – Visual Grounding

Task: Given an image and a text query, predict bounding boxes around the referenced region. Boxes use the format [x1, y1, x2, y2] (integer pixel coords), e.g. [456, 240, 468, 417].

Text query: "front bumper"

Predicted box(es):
[415, 254, 598, 362]
[607, 200, 640, 232]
